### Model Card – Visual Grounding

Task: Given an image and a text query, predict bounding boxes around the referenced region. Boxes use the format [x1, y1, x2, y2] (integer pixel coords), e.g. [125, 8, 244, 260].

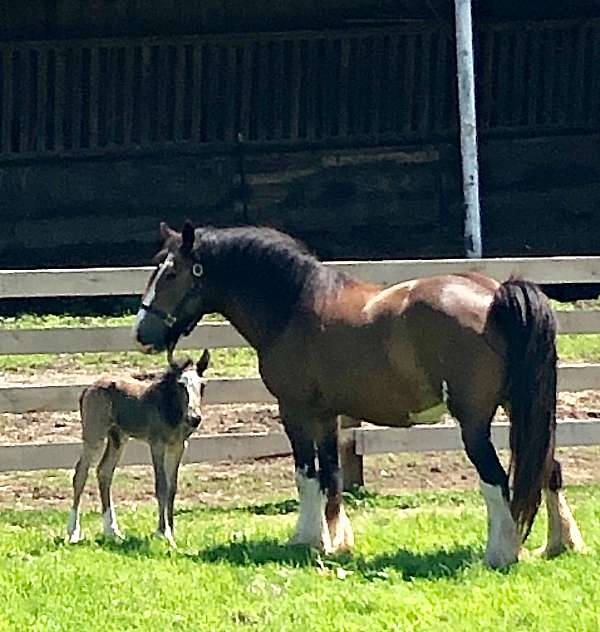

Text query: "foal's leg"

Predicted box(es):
[164, 442, 186, 542]
[539, 459, 585, 557]
[150, 441, 175, 547]
[97, 431, 126, 539]
[460, 419, 520, 568]
[67, 440, 105, 543]
[317, 416, 354, 552]
[281, 404, 331, 552]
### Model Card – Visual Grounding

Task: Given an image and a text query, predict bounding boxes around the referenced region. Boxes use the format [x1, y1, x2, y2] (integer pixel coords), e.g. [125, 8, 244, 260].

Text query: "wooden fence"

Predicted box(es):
[2, 255, 600, 474]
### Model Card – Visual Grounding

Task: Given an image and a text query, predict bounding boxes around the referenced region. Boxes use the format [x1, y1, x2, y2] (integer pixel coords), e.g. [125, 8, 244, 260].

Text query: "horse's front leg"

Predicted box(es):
[280, 403, 331, 552]
[317, 416, 354, 552]
[281, 404, 353, 553]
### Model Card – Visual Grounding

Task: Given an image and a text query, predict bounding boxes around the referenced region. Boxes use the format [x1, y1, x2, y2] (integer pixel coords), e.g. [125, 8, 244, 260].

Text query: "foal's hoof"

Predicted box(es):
[66, 530, 84, 544]
[102, 528, 125, 543]
[155, 529, 177, 549]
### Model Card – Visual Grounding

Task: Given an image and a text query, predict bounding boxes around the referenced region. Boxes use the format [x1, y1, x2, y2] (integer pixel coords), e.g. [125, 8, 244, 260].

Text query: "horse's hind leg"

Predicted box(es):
[281, 403, 332, 552]
[97, 430, 126, 539]
[539, 459, 585, 557]
[67, 439, 105, 543]
[317, 417, 354, 552]
[460, 417, 520, 568]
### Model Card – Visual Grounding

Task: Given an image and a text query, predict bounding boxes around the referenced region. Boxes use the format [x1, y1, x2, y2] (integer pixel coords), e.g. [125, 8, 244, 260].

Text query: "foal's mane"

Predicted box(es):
[194, 226, 348, 313]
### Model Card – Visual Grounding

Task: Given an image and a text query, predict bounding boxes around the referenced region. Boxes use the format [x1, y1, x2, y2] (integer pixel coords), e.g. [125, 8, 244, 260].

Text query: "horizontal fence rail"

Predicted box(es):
[1, 420, 599, 473]
[1, 364, 599, 414]
[2, 256, 600, 298]
[0, 310, 597, 356]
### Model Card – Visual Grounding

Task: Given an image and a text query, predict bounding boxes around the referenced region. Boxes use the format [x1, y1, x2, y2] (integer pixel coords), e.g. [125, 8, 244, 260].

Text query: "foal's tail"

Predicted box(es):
[490, 277, 557, 541]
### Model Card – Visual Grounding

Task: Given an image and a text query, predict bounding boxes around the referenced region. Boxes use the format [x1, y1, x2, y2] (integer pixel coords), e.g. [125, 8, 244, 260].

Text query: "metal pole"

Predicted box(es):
[454, 0, 482, 258]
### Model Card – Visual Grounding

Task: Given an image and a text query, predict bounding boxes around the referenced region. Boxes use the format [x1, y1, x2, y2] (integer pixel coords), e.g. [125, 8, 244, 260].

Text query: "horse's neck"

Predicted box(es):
[217, 296, 281, 351]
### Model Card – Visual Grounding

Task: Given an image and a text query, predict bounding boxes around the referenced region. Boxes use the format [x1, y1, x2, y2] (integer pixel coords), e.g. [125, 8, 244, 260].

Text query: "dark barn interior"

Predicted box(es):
[0, 0, 599, 274]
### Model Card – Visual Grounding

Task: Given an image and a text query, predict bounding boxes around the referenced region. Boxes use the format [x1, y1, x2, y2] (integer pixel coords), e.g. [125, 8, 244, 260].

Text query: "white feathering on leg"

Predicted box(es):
[289, 467, 332, 553]
[480, 481, 520, 568]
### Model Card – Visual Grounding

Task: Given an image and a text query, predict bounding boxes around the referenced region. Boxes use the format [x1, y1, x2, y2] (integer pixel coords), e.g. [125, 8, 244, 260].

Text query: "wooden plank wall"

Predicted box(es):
[1, 19, 598, 162]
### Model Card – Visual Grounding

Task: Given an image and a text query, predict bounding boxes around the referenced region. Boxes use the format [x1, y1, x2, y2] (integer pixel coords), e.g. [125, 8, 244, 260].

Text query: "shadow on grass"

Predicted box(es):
[193, 538, 477, 580]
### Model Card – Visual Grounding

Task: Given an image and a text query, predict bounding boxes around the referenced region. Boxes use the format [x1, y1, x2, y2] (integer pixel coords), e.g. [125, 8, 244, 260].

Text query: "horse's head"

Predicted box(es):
[134, 221, 208, 354]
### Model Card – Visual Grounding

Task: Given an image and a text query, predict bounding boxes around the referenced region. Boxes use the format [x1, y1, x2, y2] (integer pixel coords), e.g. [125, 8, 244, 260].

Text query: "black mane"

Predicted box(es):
[194, 226, 347, 325]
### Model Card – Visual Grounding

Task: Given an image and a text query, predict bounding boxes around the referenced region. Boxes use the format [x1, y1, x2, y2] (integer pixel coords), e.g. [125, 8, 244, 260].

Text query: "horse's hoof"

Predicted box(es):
[484, 549, 519, 569]
[289, 535, 332, 555]
[536, 540, 587, 559]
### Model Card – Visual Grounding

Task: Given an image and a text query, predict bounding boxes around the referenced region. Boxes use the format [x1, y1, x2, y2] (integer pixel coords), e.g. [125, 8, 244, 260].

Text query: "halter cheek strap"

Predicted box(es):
[141, 261, 204, 333]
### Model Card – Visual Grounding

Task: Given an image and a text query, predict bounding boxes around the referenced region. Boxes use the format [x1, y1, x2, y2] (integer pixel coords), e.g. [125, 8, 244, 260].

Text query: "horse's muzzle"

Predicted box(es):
[134, 308, 172, 353]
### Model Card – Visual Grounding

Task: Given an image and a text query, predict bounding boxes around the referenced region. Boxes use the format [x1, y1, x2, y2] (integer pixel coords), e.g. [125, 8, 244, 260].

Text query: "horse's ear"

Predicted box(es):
[196, 349, 210, 376]
[160, 222, 177, 241]
[181, 221, 195, 255]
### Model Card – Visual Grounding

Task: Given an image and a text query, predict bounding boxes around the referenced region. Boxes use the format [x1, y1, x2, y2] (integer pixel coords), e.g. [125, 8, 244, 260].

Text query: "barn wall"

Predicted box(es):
[1, 133, 599, 269]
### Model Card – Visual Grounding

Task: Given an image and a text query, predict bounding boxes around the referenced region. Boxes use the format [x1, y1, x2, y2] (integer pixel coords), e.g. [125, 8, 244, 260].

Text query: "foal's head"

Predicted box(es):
[164, 349, 210, 431]
[135, 221, 207, 354]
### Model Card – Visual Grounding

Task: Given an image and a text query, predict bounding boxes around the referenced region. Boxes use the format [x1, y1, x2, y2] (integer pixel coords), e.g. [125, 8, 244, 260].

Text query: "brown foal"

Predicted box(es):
[67, 351, 209, 547]
[133, 222, 584, 567]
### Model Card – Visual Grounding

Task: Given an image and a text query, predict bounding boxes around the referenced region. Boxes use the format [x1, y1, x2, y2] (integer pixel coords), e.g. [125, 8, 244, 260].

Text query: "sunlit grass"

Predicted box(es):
[0, 486, 598, 631]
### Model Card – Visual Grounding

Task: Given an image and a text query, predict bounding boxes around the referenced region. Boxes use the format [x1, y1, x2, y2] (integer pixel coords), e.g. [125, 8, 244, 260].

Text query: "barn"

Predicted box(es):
[0, 0, 599, 269]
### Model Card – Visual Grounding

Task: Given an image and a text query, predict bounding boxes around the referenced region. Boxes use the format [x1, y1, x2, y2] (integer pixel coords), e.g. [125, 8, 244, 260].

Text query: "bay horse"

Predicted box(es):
[67, 351, 209, 547]
[133, 222, 585, 568]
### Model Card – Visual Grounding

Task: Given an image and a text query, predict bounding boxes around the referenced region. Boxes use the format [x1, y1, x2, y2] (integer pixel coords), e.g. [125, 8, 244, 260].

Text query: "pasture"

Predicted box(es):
[0, 487, 599, 631]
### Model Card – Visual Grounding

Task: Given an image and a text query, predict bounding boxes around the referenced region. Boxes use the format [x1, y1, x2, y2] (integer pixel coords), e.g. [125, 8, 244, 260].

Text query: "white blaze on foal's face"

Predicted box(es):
[179, 368, 205, 421]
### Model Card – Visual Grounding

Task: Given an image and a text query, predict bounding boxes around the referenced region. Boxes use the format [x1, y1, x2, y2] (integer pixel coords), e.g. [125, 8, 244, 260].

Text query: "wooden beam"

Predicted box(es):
[0, 322, 247, 355]
[0, 420, 597, 474]
[356, 419, 600, 455]
[0, 310, 597, 356]
[0, 363, 598, 414]
[0, 432, 292, 472]
[3, 257, 600, 298]
[0, 377, 275, 413]
[454, 0, 482, 257]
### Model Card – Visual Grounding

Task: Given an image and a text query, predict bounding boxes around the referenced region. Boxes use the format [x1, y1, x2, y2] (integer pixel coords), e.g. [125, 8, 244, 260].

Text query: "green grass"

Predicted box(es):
[0, 486, 598, 631]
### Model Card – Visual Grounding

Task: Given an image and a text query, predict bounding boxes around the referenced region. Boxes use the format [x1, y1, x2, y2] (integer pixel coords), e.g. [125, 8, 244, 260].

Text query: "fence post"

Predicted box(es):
[454, 0, 482, 258]
[340, 415, 364, 491]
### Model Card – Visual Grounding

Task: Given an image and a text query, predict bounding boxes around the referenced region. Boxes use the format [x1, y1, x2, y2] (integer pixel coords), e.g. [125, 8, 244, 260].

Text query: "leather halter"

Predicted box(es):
[141, 261, 204, 335]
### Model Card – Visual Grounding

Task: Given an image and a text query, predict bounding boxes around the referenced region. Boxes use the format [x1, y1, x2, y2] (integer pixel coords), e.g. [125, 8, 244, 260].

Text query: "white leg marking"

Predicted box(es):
[480, 481, 520, 568]
[327, 504, 354, 552]
[542, 489, 586, 557]
[155, 525, 177, 549]
[102, 507, 124, 540]
[67, 508, 83, 544]
[289, 468, 332, 553]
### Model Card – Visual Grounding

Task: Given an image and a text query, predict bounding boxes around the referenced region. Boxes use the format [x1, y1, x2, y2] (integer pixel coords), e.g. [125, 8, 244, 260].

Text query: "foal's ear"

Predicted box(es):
[196, 349, 210, 376]
[181, 220, 195, 255]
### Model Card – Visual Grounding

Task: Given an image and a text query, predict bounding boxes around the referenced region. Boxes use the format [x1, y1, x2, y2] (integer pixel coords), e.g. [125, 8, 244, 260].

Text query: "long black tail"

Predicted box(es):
[490, 277, 557, 540]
